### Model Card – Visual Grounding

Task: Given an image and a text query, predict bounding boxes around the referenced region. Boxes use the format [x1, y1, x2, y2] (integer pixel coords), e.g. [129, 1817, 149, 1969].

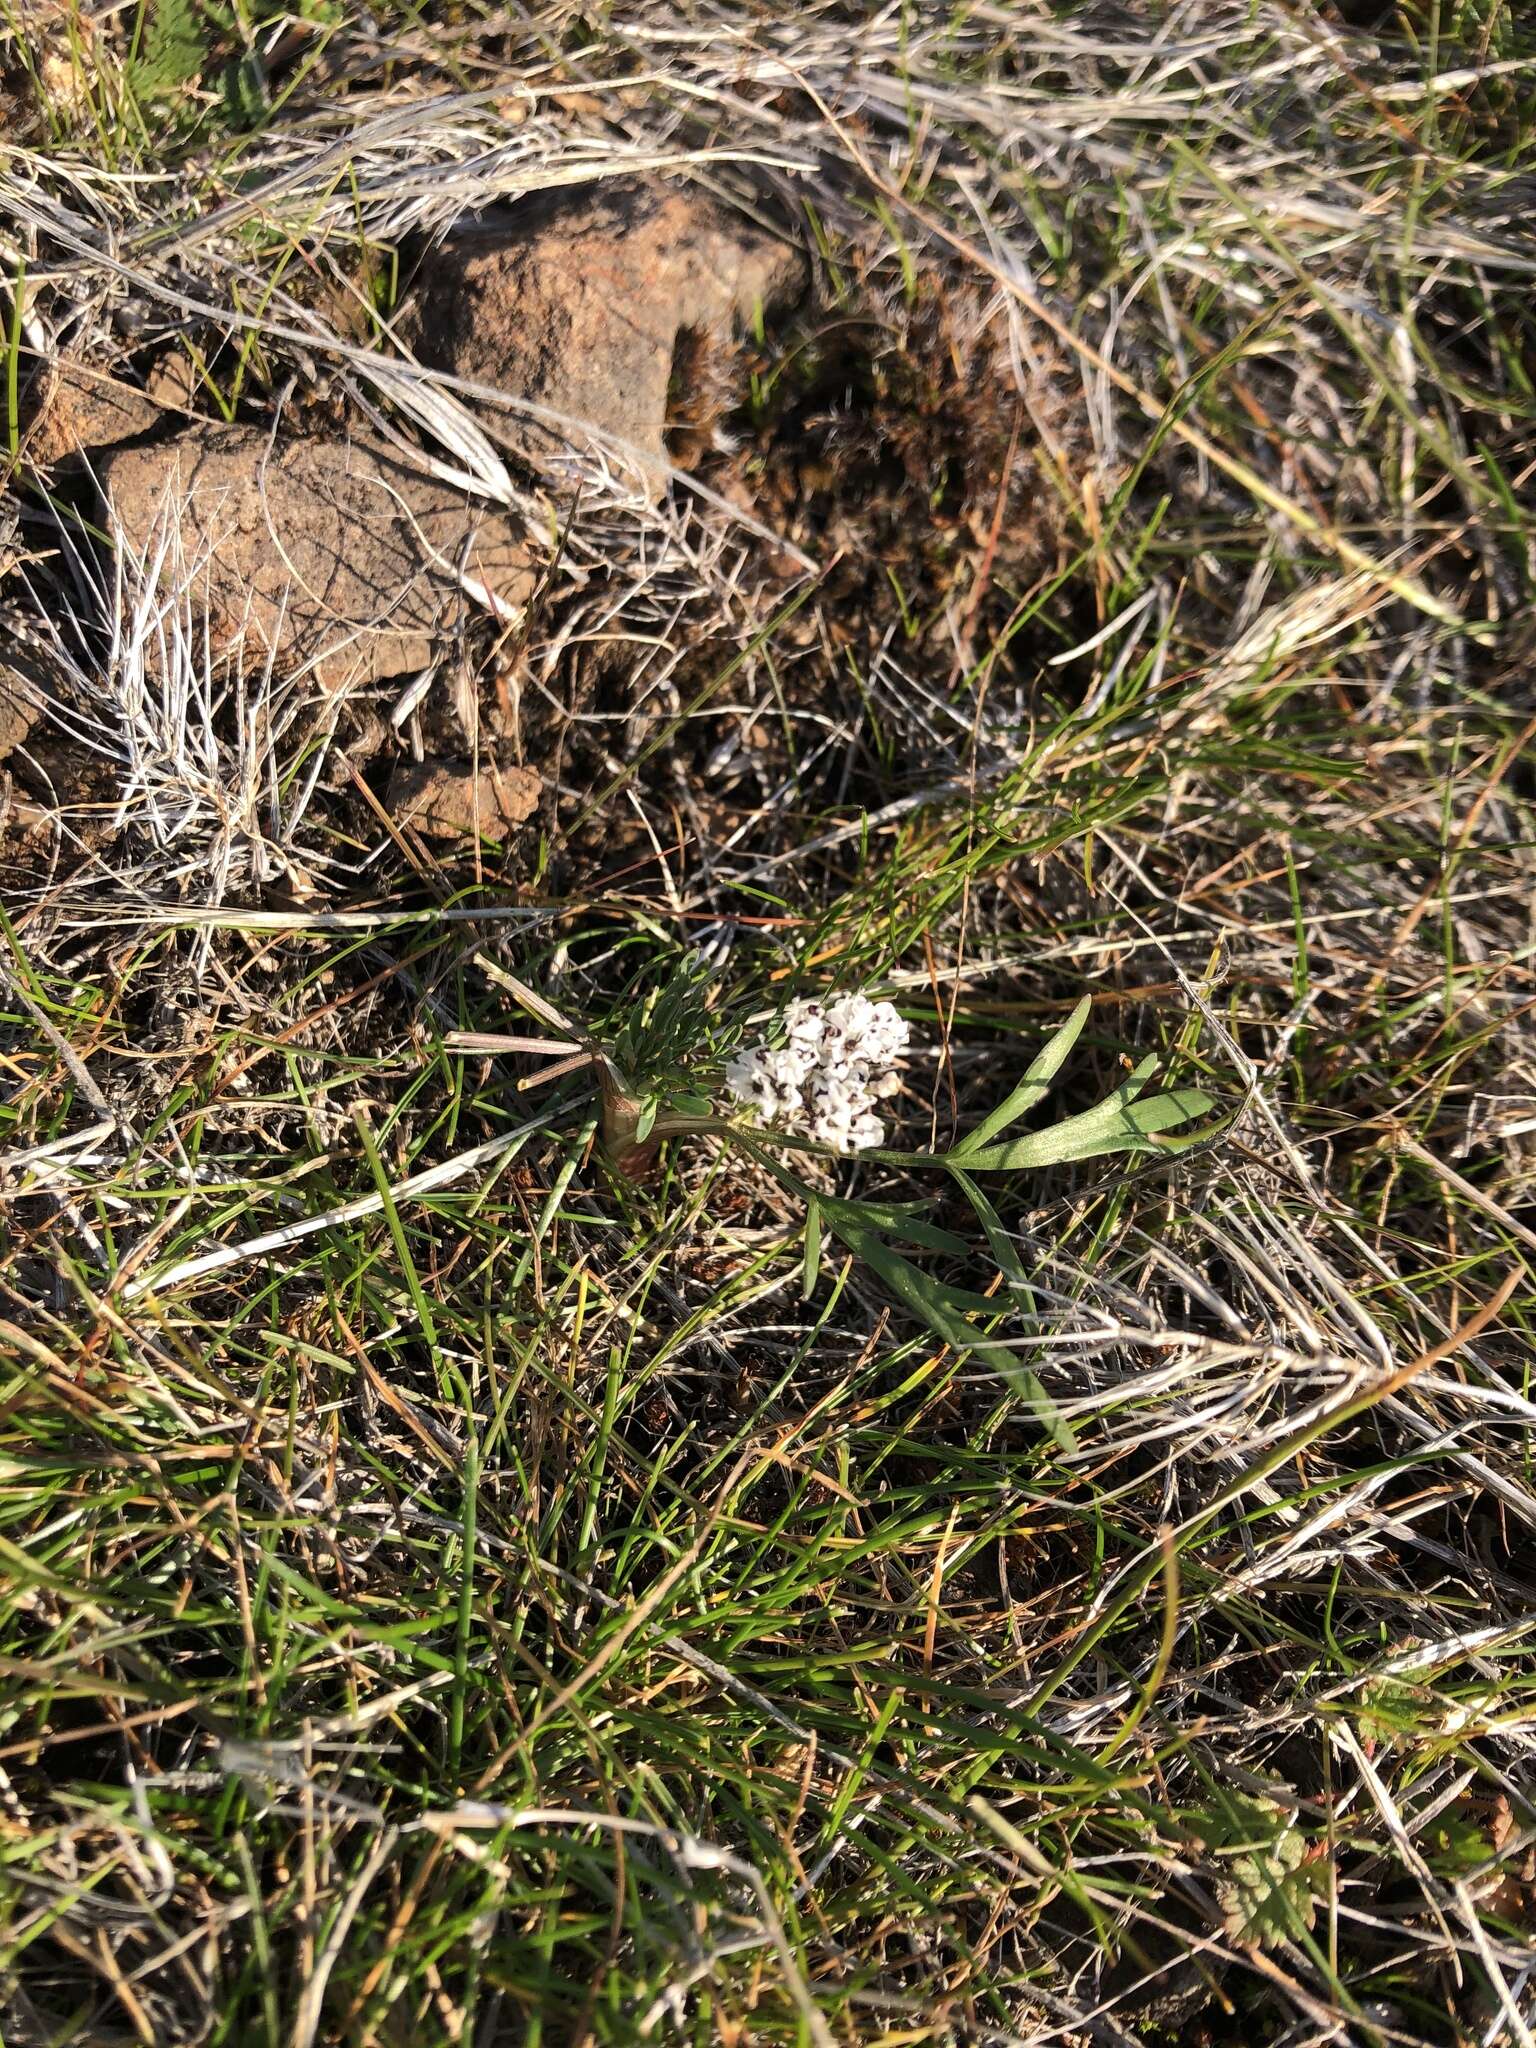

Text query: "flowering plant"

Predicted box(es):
[467, 959, 1216, 1446]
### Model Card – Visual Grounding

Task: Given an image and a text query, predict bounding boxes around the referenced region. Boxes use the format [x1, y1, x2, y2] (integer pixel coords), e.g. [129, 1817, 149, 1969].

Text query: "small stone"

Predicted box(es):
[0, 668, 40, 763]
[143, 350, 200, 412]
[387, 756, 540, 839]
[22, 358, 168, 469]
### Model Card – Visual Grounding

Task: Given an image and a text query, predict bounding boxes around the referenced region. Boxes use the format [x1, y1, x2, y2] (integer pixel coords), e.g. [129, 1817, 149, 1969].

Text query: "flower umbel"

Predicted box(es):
[726, 994, 909, 1151]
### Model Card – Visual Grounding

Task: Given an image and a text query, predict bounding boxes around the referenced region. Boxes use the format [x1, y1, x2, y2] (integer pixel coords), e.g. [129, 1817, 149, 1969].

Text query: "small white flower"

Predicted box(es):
[725, 991, 908, 1151]
[810, 1104, 885, 1151]
[766, 1045, 815, 1087]
[823, 992, 872, 1038]
[723, 1052, 764, 1108]
[783, 998, 827, 1052]
[825, 994, 909, 1067]
[725, 1047, 801, 1119]
[808, 1062, 869, 1112]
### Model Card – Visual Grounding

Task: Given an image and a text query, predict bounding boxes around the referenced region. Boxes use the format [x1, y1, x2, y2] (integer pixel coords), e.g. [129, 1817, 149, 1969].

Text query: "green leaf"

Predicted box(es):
[957, 1067, 1215, 1173]
[221, 51, 268, 132]
[802, 1197, 822, 1299]
[822, 1209, 1020, 1380]
[633, 1097, 658, 1144]
[826, 1197, 970, 1258]
[949, 1169, 1076, 1452]
[1208, 1800, 1327, 1949]
[129, 0, 207, 103]
[950, 996, 1092, 1158]
[948, 1168, 1030, 1296]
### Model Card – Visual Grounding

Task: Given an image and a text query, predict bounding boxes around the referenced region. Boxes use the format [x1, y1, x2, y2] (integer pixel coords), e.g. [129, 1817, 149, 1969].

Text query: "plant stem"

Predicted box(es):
[599, 1065, 661, 1182]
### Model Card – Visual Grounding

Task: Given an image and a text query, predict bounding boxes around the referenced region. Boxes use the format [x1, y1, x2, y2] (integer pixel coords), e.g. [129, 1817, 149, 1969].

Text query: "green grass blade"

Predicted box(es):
[949, 1168, 1077, 1451]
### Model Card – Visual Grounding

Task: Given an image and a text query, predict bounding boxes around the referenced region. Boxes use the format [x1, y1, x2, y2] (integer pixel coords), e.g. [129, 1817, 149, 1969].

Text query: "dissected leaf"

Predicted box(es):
[129, 0, 207, 103]
[221, 52, 268, 132]
[1211, 1803, 1327, 1949]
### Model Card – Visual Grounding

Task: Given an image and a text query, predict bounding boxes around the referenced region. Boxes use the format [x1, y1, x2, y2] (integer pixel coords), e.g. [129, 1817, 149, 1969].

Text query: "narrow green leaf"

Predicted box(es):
[353, 1110, 438, 1356]
[823, 1211, 1019, 1377]
[827, 1196, 970, 1258]
[802, 1197, 823, 1299]
[956, 1054, 1156, 1170]
[634, 1097, 658, 1144]
[948, 1169, 1030, 1296]
[960, 1072, 1214, 1172]
[950, 1170, 1077, 1452]
[950, 996, 1092, 1158]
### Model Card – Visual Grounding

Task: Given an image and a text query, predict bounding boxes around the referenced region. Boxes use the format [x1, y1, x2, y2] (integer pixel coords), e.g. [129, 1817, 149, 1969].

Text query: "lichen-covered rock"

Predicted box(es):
[98, 427, 534, 691]
[399, 179, 804, 491]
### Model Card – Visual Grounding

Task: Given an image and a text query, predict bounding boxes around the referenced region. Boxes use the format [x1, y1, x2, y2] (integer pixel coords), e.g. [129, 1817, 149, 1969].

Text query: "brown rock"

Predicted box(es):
[98, 427, 534, 691]
[387, 756, 540, 839]
[143, 350, 200, 412]
[22, 359, 168, 469]
[399, 179, 804, 491]
[0, 668, 39, 762]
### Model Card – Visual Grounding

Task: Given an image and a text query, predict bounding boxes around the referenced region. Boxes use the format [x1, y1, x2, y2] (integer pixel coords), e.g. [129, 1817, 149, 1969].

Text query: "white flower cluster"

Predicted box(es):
[725, 994, 909, 1152]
